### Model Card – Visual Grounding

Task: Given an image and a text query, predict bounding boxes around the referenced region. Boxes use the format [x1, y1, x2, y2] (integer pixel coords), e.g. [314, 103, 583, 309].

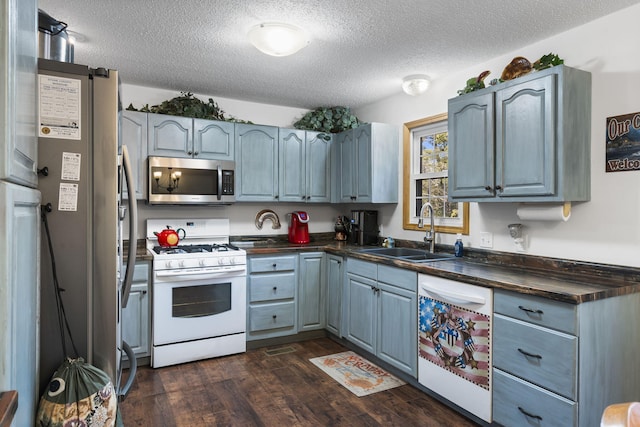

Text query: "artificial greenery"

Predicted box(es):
[126, 91, 251, 123]
[533, 53, 564, 71]
[293, 106, 360, 133]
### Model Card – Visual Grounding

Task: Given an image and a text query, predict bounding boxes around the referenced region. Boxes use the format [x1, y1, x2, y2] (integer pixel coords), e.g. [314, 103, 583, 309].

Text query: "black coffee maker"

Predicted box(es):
[350, 210, 379, 245]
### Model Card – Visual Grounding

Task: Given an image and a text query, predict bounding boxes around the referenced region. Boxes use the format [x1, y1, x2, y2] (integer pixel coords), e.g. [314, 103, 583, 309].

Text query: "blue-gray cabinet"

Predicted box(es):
[333, 123, 399, 203]
[298, 252, 325, 331]
[345, 258, 417, 376]
[122, 261, 150, 359]
[279, 129, 332, 202]
[0, 181, 40, 427]
[235, 123, 279, 201]
[448, 65, 591, 202]
[325, 254, 344, 336]
[121, 111, 148, 199]
[1, 0, 37, 188]
[147, 113, 234, 160]
[493, 289, 640, 426]
[247, 254, 298, 340]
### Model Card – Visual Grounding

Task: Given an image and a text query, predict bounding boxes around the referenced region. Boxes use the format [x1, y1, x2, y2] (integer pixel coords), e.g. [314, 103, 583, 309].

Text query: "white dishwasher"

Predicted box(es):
[418, 274, 493, 423]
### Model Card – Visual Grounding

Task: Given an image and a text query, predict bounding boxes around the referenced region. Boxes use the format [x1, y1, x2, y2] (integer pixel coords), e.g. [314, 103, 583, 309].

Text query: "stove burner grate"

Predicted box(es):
[152, 243, 240, 255]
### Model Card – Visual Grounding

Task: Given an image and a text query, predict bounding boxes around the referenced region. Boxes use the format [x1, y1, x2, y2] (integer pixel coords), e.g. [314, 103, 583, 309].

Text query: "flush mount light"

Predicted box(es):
[402, 74, 431, 96]
[248, 22, 310, 57]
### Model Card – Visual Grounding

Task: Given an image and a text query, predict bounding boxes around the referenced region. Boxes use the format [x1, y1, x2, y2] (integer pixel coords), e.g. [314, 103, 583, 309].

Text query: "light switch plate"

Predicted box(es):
[479, 232, 493, 248]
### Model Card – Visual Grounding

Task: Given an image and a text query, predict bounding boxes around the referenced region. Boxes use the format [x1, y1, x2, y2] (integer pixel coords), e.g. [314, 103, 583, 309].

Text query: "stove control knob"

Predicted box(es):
[228, 257, 236, 265]
[199, 259, 206, 267]
[165, 260, 173, 269]
[178, 260, 185, 268]
[217, 258, 227, 265]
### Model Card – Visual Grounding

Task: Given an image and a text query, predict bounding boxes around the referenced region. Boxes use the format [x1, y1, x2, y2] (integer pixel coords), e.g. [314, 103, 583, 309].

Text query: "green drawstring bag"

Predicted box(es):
[36, 357, 122, 427]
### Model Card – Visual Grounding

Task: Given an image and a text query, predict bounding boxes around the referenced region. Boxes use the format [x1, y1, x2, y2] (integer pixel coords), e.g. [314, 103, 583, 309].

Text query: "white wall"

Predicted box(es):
[354, 4, 640, 268]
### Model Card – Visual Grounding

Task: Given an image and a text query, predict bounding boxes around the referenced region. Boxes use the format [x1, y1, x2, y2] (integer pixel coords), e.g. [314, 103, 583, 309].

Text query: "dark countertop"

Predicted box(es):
[239, 235, 640, 305]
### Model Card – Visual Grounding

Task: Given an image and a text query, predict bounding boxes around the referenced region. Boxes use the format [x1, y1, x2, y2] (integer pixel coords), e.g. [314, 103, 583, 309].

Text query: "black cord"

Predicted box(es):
[40, 204, 80, 359]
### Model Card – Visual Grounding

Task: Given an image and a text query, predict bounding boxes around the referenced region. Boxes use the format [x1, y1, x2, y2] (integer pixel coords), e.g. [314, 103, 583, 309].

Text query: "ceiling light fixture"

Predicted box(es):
[402, 75, 430, 96]
[248, 22, 310, 57]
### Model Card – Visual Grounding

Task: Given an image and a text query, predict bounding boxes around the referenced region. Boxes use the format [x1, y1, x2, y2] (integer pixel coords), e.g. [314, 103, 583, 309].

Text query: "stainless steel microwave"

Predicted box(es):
[148, 156, 235, 205]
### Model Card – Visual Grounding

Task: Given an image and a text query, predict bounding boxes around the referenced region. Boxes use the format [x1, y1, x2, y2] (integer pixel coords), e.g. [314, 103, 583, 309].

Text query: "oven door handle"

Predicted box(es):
[420, 283, 486, 305]
[155, 266, 246, 279]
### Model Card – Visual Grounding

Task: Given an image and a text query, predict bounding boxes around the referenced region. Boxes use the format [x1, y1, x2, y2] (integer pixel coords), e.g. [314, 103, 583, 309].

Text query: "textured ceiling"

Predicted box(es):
[38, 0, 640, 109]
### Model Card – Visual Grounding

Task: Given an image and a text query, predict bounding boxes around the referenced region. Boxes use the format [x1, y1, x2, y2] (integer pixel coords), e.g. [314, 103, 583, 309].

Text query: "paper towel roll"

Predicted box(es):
[516, 202, 571, 222]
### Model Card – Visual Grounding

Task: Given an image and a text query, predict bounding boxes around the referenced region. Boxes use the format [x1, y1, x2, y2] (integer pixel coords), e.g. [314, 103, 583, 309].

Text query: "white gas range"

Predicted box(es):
[146, 218, 247, 368]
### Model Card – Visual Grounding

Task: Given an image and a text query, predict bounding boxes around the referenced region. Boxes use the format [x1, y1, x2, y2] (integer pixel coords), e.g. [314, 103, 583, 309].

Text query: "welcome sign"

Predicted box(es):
[606, 111, 640, 172]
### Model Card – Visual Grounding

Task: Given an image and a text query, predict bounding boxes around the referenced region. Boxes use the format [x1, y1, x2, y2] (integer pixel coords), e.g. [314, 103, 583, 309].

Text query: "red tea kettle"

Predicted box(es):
[154, 225, 186, 247]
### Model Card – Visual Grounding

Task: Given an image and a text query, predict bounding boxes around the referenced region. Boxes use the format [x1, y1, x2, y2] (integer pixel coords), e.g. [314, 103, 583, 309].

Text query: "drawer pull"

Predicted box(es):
[272, 315, 277, 320]
[272, 263, 277, 268]
[518, 305, 544, 315]
[517, 348, 542, 359]
[273, 286, 277, 292]
[518, 406, 543, 421]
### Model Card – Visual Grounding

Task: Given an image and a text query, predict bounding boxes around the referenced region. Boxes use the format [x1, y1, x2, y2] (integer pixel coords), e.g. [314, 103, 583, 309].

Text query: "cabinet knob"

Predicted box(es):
[272, 263, 277, 269]
[306, 196, 311, 200]
[273, 286, 277, 292]
[194, 152, 199, 156]
[274, 195, 279, 199]
[495, 185, 502, 191]
[484, 186, 492, 191]
[272, 314, 277, 320]
[142, 290, 147, 295]
[187, 151, 192, 155]
[302, 196, 306, 200]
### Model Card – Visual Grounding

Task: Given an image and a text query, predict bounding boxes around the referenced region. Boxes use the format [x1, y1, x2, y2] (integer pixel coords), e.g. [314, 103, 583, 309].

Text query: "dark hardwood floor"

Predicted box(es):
[119, 338, 480, 426]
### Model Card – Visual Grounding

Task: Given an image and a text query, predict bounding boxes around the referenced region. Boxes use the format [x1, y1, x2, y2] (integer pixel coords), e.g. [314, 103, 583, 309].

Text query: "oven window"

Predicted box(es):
[172, 283, 231, 318]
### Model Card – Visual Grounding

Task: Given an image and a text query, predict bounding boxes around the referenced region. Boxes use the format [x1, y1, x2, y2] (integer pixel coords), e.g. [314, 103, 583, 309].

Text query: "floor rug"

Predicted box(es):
[309, 351, 405, 396]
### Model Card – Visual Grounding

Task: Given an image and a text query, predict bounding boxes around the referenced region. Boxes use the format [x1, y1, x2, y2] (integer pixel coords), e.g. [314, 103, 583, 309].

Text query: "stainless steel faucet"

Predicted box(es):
[418, 202, 435, 253]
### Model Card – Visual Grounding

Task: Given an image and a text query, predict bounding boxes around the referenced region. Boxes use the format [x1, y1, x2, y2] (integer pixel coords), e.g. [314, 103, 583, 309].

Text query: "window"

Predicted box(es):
[403, 113, 468, 234]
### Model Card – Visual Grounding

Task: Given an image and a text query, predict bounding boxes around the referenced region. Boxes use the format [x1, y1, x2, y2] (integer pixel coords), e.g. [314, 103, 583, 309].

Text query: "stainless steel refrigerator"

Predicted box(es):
[37, 58, 138, 398]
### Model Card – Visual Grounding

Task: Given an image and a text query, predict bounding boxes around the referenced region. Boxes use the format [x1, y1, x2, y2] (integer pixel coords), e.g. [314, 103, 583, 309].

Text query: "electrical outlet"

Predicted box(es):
[479, 232, 493, 248]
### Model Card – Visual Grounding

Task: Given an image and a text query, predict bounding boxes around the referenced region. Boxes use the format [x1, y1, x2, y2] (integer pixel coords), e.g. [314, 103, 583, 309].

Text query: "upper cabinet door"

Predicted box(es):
[448, 91, 495, 199]
[278, 129, 306, 202]
[496, 74, 556, 198]
[337, 130, 355, 202]
[306, 132, 332, 203]
[235, 123, 279, 201]
[121, 111, 148, 199]
[1, 0, 38, 187]
[193, 119, 234, 160]
[147, 114, 193, 157]
[354, 125, 372, 202]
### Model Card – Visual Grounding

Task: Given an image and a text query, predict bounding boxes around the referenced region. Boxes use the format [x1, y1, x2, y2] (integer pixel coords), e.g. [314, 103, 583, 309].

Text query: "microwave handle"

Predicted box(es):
[217, 164, 222, 200]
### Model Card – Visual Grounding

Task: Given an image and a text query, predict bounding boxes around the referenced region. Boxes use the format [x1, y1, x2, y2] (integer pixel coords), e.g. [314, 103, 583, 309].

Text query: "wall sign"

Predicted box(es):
[606, 112, 640, 172]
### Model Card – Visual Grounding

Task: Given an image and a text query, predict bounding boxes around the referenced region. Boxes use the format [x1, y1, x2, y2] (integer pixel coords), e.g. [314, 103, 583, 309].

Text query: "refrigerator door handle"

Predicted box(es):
[121, 145, 138, 308]
[118, 340, 137, 401]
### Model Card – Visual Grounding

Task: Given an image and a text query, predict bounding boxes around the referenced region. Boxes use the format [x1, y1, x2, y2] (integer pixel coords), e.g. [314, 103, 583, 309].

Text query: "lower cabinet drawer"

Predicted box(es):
[249, 302, 295, 332]
[249, 272, 296, 302]
[249, 255, 297, 273]
[493, 369, 577, 427]
[493, 314, 577, 400]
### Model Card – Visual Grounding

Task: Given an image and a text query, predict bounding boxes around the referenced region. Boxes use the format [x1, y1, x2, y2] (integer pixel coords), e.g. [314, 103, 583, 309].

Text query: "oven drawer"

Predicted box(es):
[493, 314, 577, 399]
[494, 290, 576, 334]
[249, 272, 296, 302]
[249, 302, 295, 332]
[493, 368, 577, 427]
[249, 255, 297, 273]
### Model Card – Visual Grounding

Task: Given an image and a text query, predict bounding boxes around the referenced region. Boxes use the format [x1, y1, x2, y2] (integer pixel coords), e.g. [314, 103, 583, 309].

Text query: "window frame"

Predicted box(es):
[402, 113, 469, 234]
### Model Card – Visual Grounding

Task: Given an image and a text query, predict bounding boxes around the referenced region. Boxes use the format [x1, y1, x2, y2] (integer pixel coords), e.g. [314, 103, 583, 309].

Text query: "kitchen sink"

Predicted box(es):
[358, 247, 456, 262]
